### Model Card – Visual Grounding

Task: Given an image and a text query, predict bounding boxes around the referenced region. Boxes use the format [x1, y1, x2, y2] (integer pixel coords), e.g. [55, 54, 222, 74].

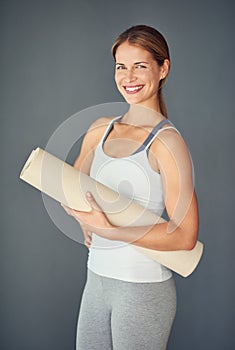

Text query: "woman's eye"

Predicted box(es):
[115, 64, 146, 70]
[135, 64, 146, 69]
[116, 65, 126, 70]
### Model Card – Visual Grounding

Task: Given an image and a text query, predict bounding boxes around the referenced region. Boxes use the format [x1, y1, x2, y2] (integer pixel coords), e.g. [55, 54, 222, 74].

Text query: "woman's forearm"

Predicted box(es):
[110, 221, 197, 251]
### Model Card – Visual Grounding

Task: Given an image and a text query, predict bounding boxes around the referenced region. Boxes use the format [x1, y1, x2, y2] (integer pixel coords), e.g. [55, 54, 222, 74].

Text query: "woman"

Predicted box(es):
[63, 25, 199, 350]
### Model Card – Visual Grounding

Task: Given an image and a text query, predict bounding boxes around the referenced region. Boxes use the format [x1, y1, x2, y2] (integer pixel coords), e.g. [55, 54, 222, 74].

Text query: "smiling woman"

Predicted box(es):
[112, 24, 170, 116]
[63, 24, 199, 350]
[114, 42, 169, 111]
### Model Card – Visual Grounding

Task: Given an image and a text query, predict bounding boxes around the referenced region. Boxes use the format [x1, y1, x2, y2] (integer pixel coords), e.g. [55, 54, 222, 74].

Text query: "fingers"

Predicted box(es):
[61, 191, 101, 217]
[61, 202, 93, 249]
[83, 229, 92, 249]
[86, 192, 102, 212]
[84, 238, 92, 248]
[80, 222, 92, 247]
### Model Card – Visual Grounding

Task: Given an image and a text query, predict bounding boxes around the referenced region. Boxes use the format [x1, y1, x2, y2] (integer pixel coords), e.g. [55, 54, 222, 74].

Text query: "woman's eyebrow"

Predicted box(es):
[134, 61, 149, 64]
[115, 61, 149, 65]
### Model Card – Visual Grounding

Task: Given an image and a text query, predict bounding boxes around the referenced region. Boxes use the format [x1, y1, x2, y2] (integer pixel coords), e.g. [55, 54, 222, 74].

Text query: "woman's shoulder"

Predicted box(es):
[83, 116, 118, 145]
[151, 121, 189, 155]
[149, 121, 193, 179]
[89, 116, 117, 129]
[73, 116, 119, 172]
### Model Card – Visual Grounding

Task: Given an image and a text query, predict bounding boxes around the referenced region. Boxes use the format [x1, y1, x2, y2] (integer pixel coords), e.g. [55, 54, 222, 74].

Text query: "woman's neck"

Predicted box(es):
[121, 104, 166, 128]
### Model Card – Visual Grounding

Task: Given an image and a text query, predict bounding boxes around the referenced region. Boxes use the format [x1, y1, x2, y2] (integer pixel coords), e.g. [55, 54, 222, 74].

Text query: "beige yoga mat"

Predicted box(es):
[19, 147, 203, 277]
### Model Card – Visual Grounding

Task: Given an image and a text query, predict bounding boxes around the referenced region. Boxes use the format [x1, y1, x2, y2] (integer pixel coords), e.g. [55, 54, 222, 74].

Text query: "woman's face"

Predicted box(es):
[115, 42, 165, 111]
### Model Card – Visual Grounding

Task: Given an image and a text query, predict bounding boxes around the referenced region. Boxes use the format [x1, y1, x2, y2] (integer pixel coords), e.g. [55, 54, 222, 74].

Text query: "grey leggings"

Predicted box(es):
[76, 269, 177, 350]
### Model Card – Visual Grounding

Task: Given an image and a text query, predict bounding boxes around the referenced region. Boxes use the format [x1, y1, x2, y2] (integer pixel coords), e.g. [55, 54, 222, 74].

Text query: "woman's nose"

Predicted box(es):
[124, 68, 136, 82]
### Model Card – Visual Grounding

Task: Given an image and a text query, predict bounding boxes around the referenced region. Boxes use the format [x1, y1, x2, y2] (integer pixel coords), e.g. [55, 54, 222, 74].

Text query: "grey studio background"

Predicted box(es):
[1, 0, 235, 349]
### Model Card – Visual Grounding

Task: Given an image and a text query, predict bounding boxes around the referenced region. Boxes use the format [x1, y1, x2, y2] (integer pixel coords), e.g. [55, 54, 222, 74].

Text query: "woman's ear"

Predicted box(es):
[161, 59, 170, 79]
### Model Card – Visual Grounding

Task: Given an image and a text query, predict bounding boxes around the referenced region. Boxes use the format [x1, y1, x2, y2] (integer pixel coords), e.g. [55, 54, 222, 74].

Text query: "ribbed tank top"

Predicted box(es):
[87, 115, 179, 282]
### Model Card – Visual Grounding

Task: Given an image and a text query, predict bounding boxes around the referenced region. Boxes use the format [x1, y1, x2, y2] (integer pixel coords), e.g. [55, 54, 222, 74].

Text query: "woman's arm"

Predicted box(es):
[73, 117, 110, 174]
[110, 128, 199, 251]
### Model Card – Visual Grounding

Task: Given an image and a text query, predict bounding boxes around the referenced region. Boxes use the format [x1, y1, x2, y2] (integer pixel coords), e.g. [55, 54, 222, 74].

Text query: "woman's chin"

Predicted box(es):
[123, 94, 145, 105]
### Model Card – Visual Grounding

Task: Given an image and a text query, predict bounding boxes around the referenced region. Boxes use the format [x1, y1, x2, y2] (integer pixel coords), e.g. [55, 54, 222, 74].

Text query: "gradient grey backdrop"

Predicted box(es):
[1, 0, 235, 349]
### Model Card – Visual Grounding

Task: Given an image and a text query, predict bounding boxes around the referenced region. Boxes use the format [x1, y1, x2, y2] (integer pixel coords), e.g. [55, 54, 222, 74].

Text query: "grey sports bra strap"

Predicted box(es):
[133, 119, 171, 154]
[102, 115, 123, 144]
[102, 116, 172, 154]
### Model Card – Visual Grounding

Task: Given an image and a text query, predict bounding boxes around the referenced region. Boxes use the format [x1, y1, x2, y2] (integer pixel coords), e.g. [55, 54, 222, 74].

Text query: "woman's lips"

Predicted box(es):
[123, 85, 144, 94]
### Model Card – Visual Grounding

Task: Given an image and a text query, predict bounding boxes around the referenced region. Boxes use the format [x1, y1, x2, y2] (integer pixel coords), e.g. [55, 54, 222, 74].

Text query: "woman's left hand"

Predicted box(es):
[61, 191, 116, 239]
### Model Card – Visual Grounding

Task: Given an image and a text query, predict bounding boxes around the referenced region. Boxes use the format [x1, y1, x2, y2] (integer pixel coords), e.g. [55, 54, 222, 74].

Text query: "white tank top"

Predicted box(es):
[87, 116, 179, 282]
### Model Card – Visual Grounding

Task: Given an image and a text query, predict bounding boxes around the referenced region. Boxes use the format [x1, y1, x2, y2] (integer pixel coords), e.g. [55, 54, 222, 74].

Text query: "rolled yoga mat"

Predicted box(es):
[19, 147, 203, 277]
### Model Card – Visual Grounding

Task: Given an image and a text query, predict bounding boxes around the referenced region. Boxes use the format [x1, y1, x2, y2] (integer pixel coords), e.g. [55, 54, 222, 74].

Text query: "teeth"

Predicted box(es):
[125, 86, 142, 92]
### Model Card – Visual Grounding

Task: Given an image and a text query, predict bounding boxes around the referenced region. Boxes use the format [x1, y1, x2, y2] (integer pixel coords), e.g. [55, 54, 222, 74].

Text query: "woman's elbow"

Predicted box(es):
[184, 238, 197, 250]
[182, 229, 198, 250]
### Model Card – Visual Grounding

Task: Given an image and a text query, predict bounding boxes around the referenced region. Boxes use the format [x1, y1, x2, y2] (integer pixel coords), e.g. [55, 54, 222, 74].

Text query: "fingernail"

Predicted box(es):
[86, 191, 91, 197]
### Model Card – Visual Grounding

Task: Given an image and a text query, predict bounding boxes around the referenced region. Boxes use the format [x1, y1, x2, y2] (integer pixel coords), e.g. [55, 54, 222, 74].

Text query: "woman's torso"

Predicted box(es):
[87, 115, 179, 283]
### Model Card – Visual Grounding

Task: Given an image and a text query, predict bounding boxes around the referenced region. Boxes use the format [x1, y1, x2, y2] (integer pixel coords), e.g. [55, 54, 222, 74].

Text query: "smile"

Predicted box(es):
[123, 85, 144, 94]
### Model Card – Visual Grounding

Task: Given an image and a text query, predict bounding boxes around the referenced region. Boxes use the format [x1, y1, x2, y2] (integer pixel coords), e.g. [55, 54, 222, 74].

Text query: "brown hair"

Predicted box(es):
[111, 25, 170, 118]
